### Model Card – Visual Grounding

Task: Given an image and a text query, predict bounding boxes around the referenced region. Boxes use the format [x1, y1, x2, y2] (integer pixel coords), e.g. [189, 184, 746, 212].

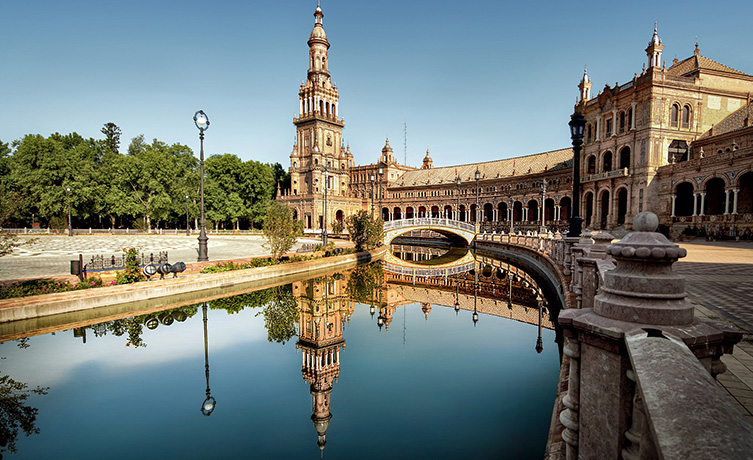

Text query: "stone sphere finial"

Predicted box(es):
[634, 212, 659, 232]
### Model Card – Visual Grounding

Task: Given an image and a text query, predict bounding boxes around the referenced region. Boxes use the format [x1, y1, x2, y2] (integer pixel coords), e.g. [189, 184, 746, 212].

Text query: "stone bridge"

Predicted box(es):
[383, 217, 478, 245]
[381, 213, 753, 458]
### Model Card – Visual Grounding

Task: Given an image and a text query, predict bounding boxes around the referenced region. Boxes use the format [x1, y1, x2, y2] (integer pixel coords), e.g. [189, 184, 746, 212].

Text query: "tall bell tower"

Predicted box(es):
[286, 2, 356, 231]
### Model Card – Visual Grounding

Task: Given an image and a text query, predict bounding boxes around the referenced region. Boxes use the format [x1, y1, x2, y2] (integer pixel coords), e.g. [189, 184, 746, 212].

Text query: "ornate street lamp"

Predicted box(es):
[456, 175, 461, 221]
[193, 110, 210, 261]
[568, 111, 586, 237]
[474, 167, 481, 223]
[370, 172, 375, 218]
[185, 195, 190, 236]
[322, 166, 328, 246]
[200, 303, 216, 416]
[378, 167, 384, 220]
[66, 187, 72, 237]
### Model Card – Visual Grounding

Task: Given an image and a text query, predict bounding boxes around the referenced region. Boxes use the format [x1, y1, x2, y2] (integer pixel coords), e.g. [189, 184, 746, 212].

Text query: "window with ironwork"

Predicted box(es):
[670, 103, 679, 128]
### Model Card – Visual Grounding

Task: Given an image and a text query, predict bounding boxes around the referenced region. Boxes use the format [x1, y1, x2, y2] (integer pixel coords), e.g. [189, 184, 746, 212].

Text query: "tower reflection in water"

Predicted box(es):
[294, 275, 352, 456]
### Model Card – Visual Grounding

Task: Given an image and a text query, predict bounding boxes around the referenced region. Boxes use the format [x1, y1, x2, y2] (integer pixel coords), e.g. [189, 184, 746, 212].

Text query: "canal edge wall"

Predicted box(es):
[0, 247, 387, 324]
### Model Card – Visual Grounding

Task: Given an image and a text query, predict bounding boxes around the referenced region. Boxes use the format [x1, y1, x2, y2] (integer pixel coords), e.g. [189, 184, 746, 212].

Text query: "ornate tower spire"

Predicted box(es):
[578, 65, 592, 102]
[645, 22, 664, 69]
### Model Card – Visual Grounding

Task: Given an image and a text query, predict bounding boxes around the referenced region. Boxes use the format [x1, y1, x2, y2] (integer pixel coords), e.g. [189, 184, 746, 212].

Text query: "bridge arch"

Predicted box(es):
[383, 218, 477, 246]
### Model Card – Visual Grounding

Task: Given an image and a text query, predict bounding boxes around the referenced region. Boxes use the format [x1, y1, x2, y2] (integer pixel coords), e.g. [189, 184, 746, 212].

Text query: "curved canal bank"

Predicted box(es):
[0, 247, 386, 326]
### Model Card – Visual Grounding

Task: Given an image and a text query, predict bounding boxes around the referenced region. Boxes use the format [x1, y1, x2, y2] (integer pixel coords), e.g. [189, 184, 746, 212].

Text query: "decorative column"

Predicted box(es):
[699, 192, 706, 216]
[732, 188, 739, 214]
[560, 338, 581, 460]
[671, 195, 677, 217]
[724, 190, 731, 215]
[692, 193, 698, 216]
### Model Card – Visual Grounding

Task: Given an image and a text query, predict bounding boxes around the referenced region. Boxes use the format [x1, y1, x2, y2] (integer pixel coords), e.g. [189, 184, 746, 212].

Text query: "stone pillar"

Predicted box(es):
[724, 190, 731, 215]
[692, 193, 698, 216]
[732, 188, 739, 214]
[699, 192, 706, 216]
[671, 195, 676, 217]
[560, 337, 581, 460]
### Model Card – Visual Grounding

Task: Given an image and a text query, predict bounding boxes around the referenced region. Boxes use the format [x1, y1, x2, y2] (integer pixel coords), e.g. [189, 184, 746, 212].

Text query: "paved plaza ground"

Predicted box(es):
[676, 240, 753, 424]
[1, 234, 751, 423]
[0, 234, 325, 281]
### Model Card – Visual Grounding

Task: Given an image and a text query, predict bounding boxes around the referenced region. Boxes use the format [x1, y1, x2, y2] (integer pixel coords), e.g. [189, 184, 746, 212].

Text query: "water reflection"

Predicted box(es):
[0, 258, 560, 458]
[293, 275, 351, 455]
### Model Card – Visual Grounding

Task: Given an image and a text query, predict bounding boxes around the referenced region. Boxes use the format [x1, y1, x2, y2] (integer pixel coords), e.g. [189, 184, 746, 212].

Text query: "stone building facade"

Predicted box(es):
[280, 6, 753, 239]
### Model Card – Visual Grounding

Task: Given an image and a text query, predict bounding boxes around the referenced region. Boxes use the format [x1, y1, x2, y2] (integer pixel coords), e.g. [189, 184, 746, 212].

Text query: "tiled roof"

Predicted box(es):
[667, 54, 749, 77]
[392, 148, 574, 188]
[700, 101, 753, 138]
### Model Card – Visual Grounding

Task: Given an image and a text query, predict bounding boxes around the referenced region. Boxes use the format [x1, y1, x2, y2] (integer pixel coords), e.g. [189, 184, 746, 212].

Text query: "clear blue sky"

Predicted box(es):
[2, 0, 751, 169]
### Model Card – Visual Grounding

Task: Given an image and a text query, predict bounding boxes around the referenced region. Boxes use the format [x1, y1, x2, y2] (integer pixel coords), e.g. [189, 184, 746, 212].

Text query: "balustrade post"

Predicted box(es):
[560, 337, 581, 460]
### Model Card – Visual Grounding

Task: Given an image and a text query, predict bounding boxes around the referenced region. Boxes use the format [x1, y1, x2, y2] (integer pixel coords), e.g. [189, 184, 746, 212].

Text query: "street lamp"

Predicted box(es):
[193, 110, 210, 261]
[568, 111, 586, 237]
[378, 167, 384, 221]
[370, 172, 375, 218]
[185, 195, 190, 236]
[322, 166, 328, 246]
[200, 303, 216, 416]
[66, 187, 72, 237]
[454, 277, 460, 315]
[474, 167, 481, 223]
[456, 175, 461, 221]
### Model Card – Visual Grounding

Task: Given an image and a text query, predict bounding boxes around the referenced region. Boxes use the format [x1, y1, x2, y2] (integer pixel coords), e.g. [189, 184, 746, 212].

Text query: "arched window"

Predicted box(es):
[619, 111, 626, 133]
[602, 151, 613, 172]
[587, 155, 596, 175]
[587, 123, 592, 143]
[670, 103, 679, 128]
[619, 147, 631, 170]
[681, 105, 691, 129]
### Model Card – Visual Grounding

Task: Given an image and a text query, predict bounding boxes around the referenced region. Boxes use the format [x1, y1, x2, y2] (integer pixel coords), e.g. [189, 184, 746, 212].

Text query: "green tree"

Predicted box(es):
[346, 264, 384, 303]
[263, 201, 302, 261]
[100, 122, 122, 155]
[0, 375, 48, 456]
[256, 286, 298, 344]
[345, 210, 383, 251]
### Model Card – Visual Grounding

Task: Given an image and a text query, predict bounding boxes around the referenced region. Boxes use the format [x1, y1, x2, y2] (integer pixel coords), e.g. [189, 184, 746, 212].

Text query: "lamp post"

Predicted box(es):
[568, 111, 586, 237]
[370, 172, 375, 218]
[456, 175, 461, 221]
[193, 110, 210, 261]
[474, 167, 481, 223]
[185, 195, 190, 236]
[200, 303, 216, 416]
[322, 166, 328, 246]
[66, 187, 72, 237]
[378, 167, 384, 221]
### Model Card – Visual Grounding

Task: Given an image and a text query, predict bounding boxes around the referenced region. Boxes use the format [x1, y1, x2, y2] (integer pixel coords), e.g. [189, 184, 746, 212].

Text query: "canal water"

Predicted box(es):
[0, 254, 561, 459]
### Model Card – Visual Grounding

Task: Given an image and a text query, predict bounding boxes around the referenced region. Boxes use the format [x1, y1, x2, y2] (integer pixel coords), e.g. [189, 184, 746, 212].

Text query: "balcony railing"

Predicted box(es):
[582, 167, 629, 183]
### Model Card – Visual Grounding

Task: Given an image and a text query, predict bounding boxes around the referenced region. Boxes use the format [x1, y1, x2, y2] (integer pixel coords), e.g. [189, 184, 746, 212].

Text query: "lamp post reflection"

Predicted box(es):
[200, 303, 216, 416]
[454, 275, 460, 315]
[472, 258, 479, 326]
[536, 293, 544, 354]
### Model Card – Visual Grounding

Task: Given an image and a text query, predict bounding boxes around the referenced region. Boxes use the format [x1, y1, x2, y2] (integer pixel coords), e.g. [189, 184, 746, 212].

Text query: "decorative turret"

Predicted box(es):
[379, 138, 395, 164]
[578, 65, 592, 102]
[645, 22, 664, 69]
[422, 149, 433, 169]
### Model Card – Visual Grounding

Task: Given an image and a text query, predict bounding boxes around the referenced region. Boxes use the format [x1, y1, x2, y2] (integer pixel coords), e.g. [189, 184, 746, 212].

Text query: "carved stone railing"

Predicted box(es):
[582, 167, 630, 183]
[551, 213, 750, 459]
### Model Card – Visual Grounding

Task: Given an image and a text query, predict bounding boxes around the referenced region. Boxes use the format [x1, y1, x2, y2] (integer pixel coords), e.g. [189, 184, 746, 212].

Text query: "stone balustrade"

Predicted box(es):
[548, 213, 751, 459]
